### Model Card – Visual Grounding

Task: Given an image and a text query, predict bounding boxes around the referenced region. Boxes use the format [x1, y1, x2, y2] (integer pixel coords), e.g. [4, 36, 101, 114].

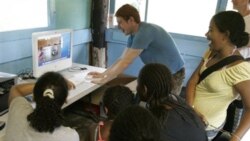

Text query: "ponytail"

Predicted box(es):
[28, 97, 63, 133]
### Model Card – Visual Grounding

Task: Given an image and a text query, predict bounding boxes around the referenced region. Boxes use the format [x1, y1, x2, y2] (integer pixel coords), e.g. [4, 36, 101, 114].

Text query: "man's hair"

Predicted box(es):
[115, 4, 141, 23]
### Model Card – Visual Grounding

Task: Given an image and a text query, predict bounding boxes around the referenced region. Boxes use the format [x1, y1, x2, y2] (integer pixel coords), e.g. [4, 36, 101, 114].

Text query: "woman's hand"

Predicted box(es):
[230, 134, 241, 141]
[65, 79, 75, 90]
[193, 108, 209, 127]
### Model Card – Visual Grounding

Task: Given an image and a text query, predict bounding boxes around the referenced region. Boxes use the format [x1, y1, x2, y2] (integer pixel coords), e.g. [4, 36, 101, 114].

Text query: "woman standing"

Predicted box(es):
[186, 11, 250, 141]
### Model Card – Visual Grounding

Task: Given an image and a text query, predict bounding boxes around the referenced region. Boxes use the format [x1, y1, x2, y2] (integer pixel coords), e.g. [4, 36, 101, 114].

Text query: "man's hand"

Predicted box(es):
[87, 71, 105, 79]
[87, 72, 115, 84]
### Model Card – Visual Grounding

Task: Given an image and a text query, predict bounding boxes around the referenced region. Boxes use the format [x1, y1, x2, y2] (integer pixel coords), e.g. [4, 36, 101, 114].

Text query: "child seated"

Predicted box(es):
[88, 85, 135, 141]
[109, 105, 161, 141]
[5, 72, 79, 141]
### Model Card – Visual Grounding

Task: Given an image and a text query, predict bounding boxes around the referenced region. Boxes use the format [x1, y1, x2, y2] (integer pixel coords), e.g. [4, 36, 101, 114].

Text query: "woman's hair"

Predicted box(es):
[137, 63, 173, 107]
[27, 71, 68, 133]
[212, 10, 249, 47]
[115, 4, 141, 23]
[103, 85, 135, 119]
[109, 105, 160, 141]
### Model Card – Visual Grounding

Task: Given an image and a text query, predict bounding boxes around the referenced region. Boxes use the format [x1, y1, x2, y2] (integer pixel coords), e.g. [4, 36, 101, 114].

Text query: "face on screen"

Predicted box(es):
[37, 33, 71, 67]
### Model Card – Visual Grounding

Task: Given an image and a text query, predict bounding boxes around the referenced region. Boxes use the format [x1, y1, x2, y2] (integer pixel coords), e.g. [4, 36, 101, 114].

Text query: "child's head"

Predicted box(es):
[28, 71, 68, 132]
[137, 63, 173, 107]
[33, 71, 68, 106]
[103, 85, 135, 119]
[109, 105, 160, 141]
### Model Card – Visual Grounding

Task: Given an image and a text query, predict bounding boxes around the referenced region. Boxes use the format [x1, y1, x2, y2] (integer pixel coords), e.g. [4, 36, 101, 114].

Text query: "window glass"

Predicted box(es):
[0, 0, 48, 32]
[147, 0, 217, 37]
[226, 1, 236, 10]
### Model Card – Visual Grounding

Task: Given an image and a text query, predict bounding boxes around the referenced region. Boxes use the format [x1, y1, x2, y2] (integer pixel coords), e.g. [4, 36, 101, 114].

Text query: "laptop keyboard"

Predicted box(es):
[66, 73, 91, 86]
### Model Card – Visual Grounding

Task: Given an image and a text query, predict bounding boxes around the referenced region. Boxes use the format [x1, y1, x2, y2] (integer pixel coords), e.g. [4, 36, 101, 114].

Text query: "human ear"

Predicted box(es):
[141, 85, 148, 100]
[104, 107, 108, 114]
[223, 31, 230, 40]
[144, 85, 147, 94]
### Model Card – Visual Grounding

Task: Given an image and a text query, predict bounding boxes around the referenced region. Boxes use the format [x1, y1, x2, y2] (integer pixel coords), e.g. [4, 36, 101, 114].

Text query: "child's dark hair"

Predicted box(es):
[103, 85, 135, 119]
[27, 71, 68, 133]
[137, 63, 173, 107]
[137, 63, 204, 128]
[109, 105, 160, 141]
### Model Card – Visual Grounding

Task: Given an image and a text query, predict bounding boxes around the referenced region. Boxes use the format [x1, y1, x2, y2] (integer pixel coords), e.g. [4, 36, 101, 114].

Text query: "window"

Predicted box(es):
[111, 0, 219, 37]
[147, 0, 218, 37]
[226, 1, 236, 11]
[0, 0, 48, 32]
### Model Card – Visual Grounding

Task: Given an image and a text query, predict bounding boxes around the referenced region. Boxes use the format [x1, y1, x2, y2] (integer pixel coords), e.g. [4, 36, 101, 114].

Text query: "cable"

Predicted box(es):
[17, 68, 35, 80]
[67, 66, 88, 72]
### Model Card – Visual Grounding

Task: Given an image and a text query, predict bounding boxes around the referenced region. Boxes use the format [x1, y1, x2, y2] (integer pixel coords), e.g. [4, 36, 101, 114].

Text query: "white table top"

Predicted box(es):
[0, 63, 106, 140]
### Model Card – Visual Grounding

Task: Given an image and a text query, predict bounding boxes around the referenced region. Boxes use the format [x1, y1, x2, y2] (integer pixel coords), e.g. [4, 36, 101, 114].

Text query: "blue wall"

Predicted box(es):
[55, 0, 92, 29]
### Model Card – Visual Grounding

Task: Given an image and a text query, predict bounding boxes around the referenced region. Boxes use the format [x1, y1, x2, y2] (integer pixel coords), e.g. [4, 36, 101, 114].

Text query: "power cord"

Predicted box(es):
[17, 69, 35, 80]
[67, 66, 87, 72]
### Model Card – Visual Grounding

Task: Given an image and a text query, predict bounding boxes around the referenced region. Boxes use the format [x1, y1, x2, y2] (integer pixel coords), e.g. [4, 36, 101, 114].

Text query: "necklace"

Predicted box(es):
[204, 46, 237, 68]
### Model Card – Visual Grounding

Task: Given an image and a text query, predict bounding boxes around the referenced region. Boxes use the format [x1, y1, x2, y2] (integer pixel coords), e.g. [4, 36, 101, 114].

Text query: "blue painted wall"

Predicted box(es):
[55, 0, 92, 29]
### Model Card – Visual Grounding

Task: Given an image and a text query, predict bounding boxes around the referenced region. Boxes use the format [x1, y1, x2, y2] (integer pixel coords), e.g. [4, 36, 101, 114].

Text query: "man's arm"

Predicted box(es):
[8, 83, 35, 105]
[89, 48, 143, 84]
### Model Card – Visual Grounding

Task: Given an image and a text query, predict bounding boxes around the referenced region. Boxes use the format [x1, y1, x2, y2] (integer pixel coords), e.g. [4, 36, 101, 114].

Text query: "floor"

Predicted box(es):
[63, 100, 99, 141]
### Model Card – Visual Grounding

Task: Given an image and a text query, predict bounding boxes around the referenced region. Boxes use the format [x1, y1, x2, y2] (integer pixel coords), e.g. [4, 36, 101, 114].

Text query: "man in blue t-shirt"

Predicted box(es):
[89, 4, 185, 95]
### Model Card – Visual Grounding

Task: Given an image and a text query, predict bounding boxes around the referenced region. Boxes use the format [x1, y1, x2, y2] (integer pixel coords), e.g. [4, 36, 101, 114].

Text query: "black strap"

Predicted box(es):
[198, 55, 244, 84]
[245, 57, 250, 61]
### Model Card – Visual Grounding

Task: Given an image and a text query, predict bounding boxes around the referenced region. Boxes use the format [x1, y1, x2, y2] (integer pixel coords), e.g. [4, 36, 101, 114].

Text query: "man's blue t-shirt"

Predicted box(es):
[127, 22, 184, 74]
